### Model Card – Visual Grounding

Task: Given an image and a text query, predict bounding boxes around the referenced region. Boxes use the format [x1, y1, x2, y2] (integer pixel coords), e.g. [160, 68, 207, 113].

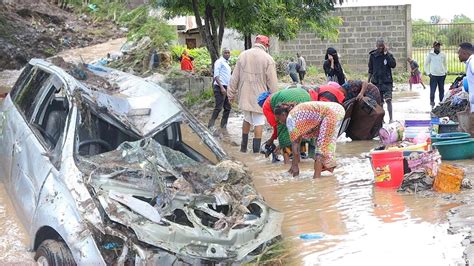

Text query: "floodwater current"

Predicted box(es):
[0, 40, 472, 264]
[223, 87, 472, 265]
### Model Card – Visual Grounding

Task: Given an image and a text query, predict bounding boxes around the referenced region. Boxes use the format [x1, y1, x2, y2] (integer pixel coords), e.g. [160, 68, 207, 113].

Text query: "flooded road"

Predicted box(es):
[0, 38, 471, 264]
[222, 86, 470, 265]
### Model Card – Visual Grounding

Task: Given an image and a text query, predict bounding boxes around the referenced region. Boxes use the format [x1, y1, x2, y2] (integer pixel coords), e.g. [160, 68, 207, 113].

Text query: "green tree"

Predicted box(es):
[229, 1, 342, 49]
[158, 0, 343, 67]
[452, 14, 473, 24]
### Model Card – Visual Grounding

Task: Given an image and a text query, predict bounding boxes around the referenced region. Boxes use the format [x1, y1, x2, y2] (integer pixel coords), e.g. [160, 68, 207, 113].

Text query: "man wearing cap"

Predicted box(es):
[424, 41, 447, 108]
[228, 35, 278, 153]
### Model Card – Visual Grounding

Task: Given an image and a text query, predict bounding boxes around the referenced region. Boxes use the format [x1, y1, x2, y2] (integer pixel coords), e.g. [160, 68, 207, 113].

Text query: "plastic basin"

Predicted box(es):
[370, 150, 404, 188]
[431, 132, 471, 144]
[405, 120, 431, 127]
[432, 138, 474, 160]
[386, 142, 428, 152]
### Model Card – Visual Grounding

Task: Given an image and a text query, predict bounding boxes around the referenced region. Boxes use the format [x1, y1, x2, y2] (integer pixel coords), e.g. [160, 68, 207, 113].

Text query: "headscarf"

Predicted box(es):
[325, 47, 346, 85]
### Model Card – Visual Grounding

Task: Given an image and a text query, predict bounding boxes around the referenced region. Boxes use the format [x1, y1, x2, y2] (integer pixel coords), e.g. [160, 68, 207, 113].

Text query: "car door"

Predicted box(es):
[0, 64, 34, 182]
[7, 65, 68, 228]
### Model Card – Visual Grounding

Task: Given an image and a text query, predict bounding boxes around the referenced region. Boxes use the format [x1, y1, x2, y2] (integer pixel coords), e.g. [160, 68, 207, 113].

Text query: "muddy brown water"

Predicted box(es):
[222, 86, 472, 265]
[0, 40, 472, 264]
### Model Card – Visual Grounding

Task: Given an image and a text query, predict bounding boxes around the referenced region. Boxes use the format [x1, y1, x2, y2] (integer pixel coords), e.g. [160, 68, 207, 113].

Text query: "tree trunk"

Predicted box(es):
[244, 33, 252, 50]
[191, 0, 228, 73]
[204, 4, 218, 65]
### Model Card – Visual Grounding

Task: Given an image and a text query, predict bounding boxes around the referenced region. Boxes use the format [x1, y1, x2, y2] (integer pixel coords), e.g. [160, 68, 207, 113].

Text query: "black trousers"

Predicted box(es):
[429, 75, 446, 104]
[298, 71, 306, 81]
[209, 85, 231, 128]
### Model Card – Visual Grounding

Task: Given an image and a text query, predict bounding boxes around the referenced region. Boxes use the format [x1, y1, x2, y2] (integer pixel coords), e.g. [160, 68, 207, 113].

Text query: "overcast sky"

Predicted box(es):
[339, 0, 474, 21]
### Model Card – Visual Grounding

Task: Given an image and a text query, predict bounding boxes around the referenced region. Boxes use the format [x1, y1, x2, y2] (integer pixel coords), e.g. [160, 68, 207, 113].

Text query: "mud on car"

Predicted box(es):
[0, 58, 283, 265]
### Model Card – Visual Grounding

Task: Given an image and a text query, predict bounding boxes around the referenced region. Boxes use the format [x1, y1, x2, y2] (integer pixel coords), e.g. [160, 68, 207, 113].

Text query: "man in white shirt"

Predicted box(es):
[458, 42, 474, 112]
[208, 48, 232, 129]
[297, 52, 307, 83]
[424, 41, 447, 108]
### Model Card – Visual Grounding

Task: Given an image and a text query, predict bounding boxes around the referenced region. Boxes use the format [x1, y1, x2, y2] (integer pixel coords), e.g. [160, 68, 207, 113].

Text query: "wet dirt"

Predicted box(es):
[0, 1, 125, 71]
[0, 38, 126, 94]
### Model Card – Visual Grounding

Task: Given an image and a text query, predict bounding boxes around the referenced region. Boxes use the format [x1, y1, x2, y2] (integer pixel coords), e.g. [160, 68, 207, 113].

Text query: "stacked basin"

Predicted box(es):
[432, 132, 474, 160]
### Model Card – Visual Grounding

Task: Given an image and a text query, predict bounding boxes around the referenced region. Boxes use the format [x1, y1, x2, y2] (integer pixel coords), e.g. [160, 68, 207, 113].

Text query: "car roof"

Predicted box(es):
[29, 58, 182, 136]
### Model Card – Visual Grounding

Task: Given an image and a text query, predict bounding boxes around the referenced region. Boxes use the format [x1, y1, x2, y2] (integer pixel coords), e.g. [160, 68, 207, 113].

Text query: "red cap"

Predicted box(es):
[256, 35, 270, 48]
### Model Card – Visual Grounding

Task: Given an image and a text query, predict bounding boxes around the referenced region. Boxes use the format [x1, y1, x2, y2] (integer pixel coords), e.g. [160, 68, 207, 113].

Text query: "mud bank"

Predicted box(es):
[0, 1, 124, 71]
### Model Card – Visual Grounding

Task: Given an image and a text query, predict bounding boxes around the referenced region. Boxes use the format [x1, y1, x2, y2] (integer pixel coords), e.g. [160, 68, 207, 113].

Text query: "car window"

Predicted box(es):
[12, 66, 51, 121]
[179, 122, 219, 164]
[9, 64, 33, 100]
[30, 75, 69, 151]
[153, 121, 219, 164]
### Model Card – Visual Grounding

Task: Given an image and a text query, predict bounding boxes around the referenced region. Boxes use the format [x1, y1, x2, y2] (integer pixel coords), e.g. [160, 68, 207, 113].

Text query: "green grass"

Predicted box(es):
[243, 239, 291, 266]
[183, 87, 214, 107]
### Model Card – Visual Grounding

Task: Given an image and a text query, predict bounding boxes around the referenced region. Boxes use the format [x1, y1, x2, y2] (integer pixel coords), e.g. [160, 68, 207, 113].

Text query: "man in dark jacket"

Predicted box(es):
[368, 38, 396, 123]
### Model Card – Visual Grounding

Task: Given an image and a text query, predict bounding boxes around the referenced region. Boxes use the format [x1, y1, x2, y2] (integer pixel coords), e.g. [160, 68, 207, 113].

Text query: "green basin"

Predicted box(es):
[432, 138, 474, 160]
[431, 132, 471, 144]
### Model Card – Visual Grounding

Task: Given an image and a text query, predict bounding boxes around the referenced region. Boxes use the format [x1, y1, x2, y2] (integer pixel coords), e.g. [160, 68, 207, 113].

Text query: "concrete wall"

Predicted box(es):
[277, 5, 412, 74]
[178, 29, 245, 51]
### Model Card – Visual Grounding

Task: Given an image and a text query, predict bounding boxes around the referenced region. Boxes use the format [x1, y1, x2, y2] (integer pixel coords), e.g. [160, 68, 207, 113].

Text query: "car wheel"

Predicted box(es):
[34, 239, 76, 266]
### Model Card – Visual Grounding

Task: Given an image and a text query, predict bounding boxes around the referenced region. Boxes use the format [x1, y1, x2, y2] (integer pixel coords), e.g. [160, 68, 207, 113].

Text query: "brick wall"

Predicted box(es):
[277, 5, 412, 74]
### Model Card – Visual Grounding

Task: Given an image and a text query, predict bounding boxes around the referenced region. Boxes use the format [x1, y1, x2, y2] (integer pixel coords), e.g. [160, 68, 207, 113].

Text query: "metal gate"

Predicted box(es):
[412, 23, 474, 75]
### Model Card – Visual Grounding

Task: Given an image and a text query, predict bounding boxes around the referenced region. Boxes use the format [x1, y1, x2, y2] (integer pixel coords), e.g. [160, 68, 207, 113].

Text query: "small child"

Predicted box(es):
[407, 57, 426, 91]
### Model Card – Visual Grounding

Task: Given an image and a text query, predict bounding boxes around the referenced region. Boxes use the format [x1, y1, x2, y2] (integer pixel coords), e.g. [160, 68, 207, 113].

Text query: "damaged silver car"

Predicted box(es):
[0, 58, 283, 265]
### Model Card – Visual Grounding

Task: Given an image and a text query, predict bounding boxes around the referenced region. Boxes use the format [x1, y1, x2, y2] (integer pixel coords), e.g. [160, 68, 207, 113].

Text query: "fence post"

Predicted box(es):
[405, 4, 412, 72]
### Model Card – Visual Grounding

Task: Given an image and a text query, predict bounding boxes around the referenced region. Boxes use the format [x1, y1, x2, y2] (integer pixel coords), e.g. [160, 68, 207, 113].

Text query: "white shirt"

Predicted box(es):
[424, 50, 447, 76]
[213, 57, 231, 86]
[466, 54, 474, 112]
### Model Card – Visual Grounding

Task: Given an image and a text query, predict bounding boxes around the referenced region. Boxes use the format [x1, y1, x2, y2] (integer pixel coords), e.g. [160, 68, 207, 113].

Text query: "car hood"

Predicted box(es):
[78, 139, 283, 261]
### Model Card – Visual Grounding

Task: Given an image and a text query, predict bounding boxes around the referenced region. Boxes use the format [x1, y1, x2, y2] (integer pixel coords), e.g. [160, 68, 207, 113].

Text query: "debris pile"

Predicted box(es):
[108, 37, 173, 76]
[79, 138, 261, 230]
[49, 57, 119, 91]
[398, 151, 472, 193]
[432, 90, 469, 122]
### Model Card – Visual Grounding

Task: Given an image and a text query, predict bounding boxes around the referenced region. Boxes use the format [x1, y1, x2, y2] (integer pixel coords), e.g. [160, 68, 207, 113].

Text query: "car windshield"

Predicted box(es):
[76, 100, 221, 165]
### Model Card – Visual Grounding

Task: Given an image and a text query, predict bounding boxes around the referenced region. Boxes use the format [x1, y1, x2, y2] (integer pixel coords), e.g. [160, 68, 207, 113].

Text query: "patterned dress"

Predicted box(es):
[270, 88, 311, 148]
[286, 101, 345, 168]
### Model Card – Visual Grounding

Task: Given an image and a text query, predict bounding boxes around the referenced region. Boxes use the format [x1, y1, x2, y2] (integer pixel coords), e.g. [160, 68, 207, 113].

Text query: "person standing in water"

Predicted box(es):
[274, 101, 345, 179]
[368, 38, 396, 123]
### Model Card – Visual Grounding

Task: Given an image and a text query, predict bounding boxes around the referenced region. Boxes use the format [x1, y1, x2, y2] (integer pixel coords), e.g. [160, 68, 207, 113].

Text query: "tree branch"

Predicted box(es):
[203, 2, 218, 63]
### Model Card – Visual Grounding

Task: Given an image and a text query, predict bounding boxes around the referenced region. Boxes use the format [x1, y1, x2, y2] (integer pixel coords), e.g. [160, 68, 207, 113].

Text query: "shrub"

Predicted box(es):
[171, 45, 240, 76]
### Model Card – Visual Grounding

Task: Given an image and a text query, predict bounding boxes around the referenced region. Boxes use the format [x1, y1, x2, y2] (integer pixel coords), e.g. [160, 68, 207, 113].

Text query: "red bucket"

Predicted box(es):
[370, 150, 404, 188]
